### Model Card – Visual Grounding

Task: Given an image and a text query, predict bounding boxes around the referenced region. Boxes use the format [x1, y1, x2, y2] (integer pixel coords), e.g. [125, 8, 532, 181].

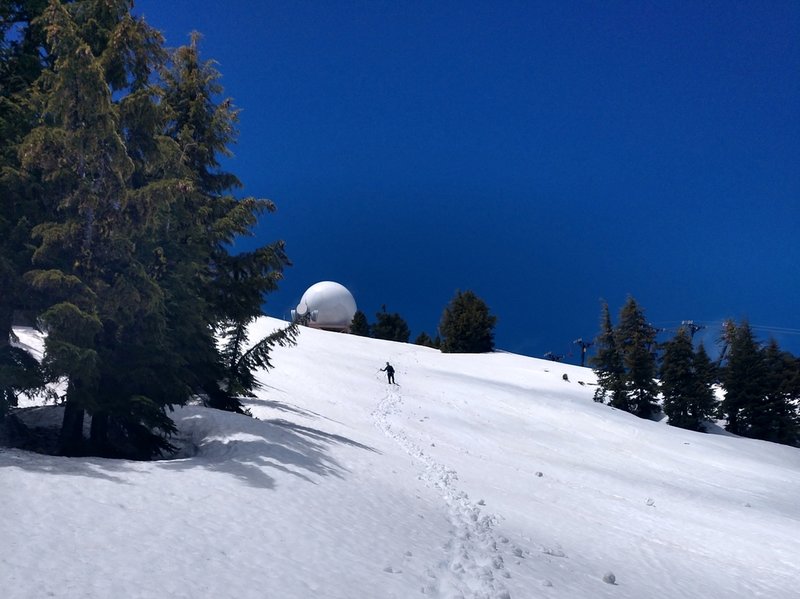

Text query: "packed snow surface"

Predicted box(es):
[2, 318, 799, 598]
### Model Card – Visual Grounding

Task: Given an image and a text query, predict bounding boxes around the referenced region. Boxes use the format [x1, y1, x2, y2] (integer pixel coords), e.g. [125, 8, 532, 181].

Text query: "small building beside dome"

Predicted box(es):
[291, 281, 357, 332]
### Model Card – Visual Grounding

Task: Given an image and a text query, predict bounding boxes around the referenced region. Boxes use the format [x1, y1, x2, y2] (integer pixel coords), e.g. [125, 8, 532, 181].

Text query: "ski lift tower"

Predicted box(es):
[573, 338, 593, 367]
[681, 320, 706, 340]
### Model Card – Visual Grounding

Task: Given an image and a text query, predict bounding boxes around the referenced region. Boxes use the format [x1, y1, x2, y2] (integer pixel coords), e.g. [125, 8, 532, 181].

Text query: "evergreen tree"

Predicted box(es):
[590, 301, 625, 406]
[19, 0, 179, 457]
[749, 340, 799, 445]
[414, 331, 438, 348]
[349, 310, 370, 336]
[0, 0, 49, 414]
[4, 2, 292, 456]
[659, 329, 717, 431]
[217, 319, 298, 401]
[158, 33, 292, 414]
[720, 321, 765, 436]
[439, 290, 496, 353]
[615, 296, 659, 418]
[691, 342, 718, 428]
[0, 344, 47, 417]
[371, 305, 410, 342]
[660, 328, 697, 429]
[719, 322, 799, 445]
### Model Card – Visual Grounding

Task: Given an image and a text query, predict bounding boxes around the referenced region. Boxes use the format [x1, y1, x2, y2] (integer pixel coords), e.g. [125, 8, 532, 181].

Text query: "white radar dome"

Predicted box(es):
[293, 281, 357, 331]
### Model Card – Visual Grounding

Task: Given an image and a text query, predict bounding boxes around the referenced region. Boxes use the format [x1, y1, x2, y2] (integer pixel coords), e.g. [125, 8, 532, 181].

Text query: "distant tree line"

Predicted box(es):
[591, 297, 800, 447]
[0, 1, 294, 459]
[351, 290, 496, 354]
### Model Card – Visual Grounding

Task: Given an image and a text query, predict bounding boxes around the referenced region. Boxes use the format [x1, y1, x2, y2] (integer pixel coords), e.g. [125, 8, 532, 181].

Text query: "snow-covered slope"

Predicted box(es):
[2, 318, 799, 599]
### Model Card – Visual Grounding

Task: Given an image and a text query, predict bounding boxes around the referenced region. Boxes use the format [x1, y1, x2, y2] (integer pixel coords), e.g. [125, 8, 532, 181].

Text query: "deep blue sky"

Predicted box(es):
[134, 1, 799, 360]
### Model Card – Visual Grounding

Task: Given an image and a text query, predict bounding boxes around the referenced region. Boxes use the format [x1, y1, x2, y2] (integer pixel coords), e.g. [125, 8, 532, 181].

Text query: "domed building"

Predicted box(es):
[291, 281, 357, 332]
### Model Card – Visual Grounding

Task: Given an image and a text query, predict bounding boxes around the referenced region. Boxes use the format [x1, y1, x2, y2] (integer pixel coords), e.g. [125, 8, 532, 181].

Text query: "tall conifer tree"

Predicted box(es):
[371, 305, 410, 343]
[414, 331, 437, 348]
[615, 297, 659, 418]
[720, 321, 764, 436]
[660, 328, 697, 429]
[750, 340, 799, 445]
[2, 2, 291, 454]
[349, 310, 370, 337]
[159, 33, 293, 413]
[19, 0, 181, 456]
[691, 342, 718, 427]
[0, 0, 50, 413]
[439, 290, 496, 353]
[592, 298, 659, 418]
[660, 329, 717, 431]
[590, 301, 626, 406]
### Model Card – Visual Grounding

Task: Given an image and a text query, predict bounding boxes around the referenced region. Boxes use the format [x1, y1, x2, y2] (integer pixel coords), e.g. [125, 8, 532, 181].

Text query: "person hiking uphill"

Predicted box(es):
[380, 362, 396, 385]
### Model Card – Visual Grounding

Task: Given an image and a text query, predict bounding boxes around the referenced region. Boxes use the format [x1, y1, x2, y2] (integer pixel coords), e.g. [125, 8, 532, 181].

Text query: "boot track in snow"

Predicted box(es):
[372, 384, 512, 599]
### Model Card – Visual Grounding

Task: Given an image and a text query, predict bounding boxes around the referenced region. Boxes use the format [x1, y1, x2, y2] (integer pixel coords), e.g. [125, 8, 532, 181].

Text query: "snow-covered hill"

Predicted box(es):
[2, 318, 799, 599]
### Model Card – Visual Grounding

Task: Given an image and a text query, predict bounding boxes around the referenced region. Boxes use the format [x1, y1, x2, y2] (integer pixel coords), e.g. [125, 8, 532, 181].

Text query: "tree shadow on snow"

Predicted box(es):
[264, 419, 380, 454]
[0, 404, 380, 489]
[242, 397, 343, 426]
[0, 447, 134, 483]
[0, 407, 135, 482]
[160, 411, 380, 490]
[243, 397, 320, 419]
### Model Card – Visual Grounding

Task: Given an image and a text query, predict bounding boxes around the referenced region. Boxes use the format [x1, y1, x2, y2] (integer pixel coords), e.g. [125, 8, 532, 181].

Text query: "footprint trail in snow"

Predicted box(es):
[373, 384, 512, 599]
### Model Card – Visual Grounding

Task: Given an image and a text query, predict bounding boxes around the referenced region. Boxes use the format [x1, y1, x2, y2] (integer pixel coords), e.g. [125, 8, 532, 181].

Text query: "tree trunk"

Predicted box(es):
[89, 411, 109, 456]
[0, 305, 13, 350]
[0, 306, 15, 416]
[59, 386, 85, 456]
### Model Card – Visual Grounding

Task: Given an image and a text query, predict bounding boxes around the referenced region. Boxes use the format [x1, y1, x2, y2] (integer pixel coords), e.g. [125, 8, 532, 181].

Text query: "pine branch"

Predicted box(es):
[237, 321, 298, 376]
[216, 319, 299, 402]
